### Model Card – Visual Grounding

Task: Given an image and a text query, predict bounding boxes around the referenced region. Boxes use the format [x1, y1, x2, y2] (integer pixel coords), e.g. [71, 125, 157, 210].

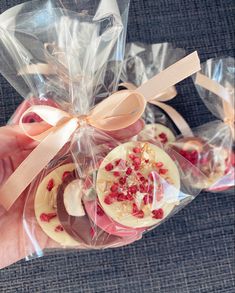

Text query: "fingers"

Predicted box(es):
[105, 119, 145, 141]
[0, 118, 144, 159]
[0, 123, 50, 159]
[0, 197, 27, 270]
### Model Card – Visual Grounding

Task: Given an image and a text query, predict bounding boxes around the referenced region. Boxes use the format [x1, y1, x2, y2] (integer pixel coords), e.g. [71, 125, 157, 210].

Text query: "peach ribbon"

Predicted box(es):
[20, 42, 194, 135]
[195, 72, 235, 138]
[119, 82, 192, 136]
[0, 52, 200, 210]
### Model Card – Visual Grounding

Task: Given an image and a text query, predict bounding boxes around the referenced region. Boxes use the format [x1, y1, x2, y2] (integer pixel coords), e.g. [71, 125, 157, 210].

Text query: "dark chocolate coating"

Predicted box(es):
[56, 171, 124, 248]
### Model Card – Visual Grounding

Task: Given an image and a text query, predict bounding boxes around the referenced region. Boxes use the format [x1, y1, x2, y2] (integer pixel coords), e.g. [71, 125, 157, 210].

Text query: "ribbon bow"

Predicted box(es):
[119, 83, 192, 136]
[195, 72, 235, 138]
[0, 52, 200, 210]
[20, 43, 195, 136]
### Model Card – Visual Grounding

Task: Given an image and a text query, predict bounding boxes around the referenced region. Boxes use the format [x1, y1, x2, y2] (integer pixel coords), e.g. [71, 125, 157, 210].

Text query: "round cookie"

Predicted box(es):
[96, 142, 181, 228]
[172, 137, 229, 189]
[137, 124, 176, 145]
[56, 172, 139, 248]
[34, 163, 82, 247]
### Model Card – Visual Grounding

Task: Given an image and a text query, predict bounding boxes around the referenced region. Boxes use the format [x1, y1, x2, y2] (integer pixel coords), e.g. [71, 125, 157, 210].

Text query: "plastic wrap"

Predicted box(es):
[121, 42, 191, 145]
[0, 1, 204, 269]
[171, 57, 234, 191]
[0, 0, 131, 267]
[0, 0, 128, 107]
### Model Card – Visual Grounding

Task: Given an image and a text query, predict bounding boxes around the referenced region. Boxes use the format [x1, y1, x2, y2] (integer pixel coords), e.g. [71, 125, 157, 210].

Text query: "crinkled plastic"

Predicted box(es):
[171, 57, 234, 191]
[121, 42, 188, 145]
[0, 1, 205, 269]
[0, 0, 129, 108]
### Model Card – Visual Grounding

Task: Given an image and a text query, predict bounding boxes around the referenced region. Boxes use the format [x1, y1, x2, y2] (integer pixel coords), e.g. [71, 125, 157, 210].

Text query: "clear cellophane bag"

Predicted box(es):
[0, 1, 205, 267]
[120, 42, 189, 145]
[171, 57, 234, 192]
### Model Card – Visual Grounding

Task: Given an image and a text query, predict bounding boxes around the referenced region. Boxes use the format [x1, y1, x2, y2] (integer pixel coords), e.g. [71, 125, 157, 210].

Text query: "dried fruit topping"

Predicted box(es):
[104, 195, 115, 205]
[133, 147, 141, 153]
[105, 163, 114, 171]
[40, 212, 57, 222]
[55, 225, 64, 232]
[129, 154, 135, 160]
[115, 159, 126, 169]
[128, 185, 138, 194]
[139, 183, 146, 193]
[134, 164, 140, 171]
[159, 168, 168, 175]
[180, 149, 199, 165]
[156, 162, 164, 168]
[126, 167, 133, 175]
[115, 159, 121, 166]
[109, 192, 119, 199]
[159, 132, 167, 139]
[113, 171, 120, 177]
[148, 184, 154, 193]
[47, 179, 54, 191]
[132, 203, 139, 214]
[126, 193, 134, 201]
[143, 194, 153, 205]
[119, 177, 127, 185]
[62, 171, 71, 181]
[133, 157, 141, 165]
[152, 208, 164, 219]
[134, 210, 145, 218]
[96, 205, 105, 216]
[159, 132, 168, 144]
[131, 203, 145, 218]
[117, 193, 126, 202]
[110, 183, 119, 192]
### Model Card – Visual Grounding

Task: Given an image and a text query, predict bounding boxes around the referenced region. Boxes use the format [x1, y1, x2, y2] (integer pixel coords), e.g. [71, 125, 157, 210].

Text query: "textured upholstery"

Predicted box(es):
[0, 0, 234, 292]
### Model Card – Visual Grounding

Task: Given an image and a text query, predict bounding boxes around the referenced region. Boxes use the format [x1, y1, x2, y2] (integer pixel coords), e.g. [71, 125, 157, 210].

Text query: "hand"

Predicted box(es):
[0, 100, 144, 269]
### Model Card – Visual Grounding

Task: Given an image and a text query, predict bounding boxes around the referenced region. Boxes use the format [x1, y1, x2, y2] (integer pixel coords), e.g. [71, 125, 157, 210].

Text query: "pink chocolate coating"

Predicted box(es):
[84, 199, 145, 237]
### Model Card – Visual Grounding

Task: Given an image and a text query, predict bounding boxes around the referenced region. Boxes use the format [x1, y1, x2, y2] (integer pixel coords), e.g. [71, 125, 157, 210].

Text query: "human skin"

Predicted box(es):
[0, 100, 144, 269]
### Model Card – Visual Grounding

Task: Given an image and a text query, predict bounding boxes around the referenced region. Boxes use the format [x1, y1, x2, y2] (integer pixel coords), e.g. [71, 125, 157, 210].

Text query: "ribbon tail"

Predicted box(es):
[0, 119, 78, 211]
[152, 86, 177, 102]
[119, 82, 177, 102]
[223, 98, 235, 139]
[150, 100, 193, 136]
[137, 51, 201, 101]
[118, 82, 137, 91]
[195, 72, 234, 139]
[195, 72, 231, 102]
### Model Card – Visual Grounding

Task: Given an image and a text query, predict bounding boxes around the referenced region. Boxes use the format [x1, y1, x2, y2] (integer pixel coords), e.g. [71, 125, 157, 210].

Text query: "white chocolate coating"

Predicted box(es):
[34, 163, 81, 246]
[96, 142, 180, 228]
[138, 123, 176, 145]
